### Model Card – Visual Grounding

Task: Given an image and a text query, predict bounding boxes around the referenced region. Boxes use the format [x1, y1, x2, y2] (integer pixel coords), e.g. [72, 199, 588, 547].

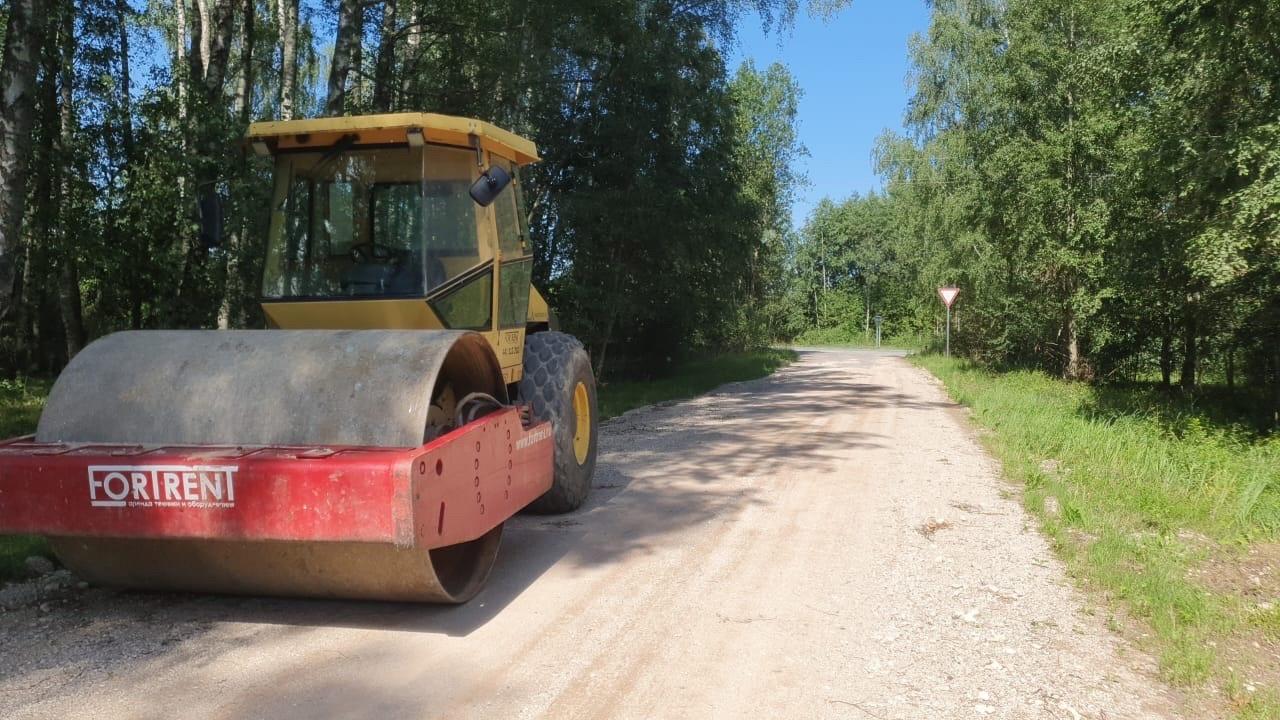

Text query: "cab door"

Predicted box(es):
[490, 155, 532, 383]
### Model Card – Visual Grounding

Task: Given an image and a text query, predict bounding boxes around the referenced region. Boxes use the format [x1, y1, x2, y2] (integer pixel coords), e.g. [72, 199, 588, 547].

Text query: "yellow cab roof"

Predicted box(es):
[246, 112, 540, 165]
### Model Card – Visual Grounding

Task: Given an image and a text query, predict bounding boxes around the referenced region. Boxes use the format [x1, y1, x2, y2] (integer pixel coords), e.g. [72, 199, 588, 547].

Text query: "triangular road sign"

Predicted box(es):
[938, 286, 960, 308]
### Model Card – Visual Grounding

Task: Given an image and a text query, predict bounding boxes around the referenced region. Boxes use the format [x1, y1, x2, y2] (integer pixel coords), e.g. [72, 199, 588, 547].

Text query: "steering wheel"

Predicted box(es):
[349, 242, 401, 264]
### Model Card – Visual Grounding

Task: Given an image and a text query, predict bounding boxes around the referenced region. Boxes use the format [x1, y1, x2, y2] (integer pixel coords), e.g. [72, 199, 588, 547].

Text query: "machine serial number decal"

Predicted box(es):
[87, 465, 239, 509]
[515, 426, 553, 450]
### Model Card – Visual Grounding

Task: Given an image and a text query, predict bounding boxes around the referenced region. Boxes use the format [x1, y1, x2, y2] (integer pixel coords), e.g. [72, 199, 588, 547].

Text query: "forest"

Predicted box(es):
[0, 0, 823, 379]
[0, 0, 1276, 406]
[786, 0, 1279, 410]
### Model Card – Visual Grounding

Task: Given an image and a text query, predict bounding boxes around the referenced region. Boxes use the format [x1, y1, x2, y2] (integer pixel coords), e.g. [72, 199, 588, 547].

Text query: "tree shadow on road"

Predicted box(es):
[145, 351, 919, 634]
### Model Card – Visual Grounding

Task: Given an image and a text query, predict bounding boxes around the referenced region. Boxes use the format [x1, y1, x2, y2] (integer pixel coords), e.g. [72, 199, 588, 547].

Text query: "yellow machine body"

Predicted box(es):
[247, 112, 553, 384]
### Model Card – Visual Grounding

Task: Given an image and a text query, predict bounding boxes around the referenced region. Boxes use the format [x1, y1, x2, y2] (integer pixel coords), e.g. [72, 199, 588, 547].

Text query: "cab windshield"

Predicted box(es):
[261, 143, 483, 299]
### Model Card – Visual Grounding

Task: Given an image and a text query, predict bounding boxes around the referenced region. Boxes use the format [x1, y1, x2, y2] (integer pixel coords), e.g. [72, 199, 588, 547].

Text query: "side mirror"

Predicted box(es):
[469, 166, 512, 207]
[199, 192, 224, 249]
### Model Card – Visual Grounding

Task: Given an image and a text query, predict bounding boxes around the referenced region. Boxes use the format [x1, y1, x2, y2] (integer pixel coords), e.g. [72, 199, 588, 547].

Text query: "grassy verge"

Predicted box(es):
[915, 355, 1280, 718]
[598, 348, 796, 420]
[0, 378, 52, 582]
[0, 377, 47, 439]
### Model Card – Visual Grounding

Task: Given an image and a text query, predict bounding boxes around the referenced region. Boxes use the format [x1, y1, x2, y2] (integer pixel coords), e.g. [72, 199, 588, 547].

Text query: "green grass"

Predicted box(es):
[0, 377, 52, 582]
[0, 377, 47, 439]
[915, 355, 1280, 716]
[598, 348, 796, 420]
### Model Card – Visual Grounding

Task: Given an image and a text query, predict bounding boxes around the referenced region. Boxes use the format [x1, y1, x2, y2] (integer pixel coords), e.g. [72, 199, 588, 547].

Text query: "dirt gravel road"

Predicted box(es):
[0, 348, 1181, 719]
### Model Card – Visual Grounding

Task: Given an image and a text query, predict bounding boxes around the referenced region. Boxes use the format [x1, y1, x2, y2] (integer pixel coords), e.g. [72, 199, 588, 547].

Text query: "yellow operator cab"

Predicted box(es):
[246, 112, 554, 384]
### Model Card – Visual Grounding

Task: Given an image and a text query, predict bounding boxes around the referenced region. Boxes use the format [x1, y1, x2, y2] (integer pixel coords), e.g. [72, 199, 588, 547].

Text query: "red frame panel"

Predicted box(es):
[0, 408, 553, 550]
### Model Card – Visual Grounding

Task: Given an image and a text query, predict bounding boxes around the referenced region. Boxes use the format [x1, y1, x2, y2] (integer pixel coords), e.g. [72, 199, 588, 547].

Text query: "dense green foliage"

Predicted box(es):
[0, 0, 822, 380]
[919, 354, 1280, 714]
[788, 0, 1279, 408]
[0, 376, 44, 438]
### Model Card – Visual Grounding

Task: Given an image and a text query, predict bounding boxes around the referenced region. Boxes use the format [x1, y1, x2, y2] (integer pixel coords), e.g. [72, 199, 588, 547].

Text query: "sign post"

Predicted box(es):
[873, 315, 883, 348]
[937, 287, 960, 356]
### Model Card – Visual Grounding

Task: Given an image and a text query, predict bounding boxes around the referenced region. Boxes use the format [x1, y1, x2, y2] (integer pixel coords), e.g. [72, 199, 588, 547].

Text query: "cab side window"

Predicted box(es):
[491, 157, 524, 256]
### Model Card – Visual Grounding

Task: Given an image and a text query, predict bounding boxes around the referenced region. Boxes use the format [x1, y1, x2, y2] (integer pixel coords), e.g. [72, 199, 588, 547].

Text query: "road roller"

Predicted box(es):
[0, 113, 598, 603]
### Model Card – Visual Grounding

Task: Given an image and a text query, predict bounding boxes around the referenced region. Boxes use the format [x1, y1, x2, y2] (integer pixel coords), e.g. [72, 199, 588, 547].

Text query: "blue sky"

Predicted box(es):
[727, 3, 931, 228]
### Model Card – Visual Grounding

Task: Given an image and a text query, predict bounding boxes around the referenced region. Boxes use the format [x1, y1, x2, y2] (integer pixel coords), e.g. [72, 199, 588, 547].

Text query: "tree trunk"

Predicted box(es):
[13, 242, 32, 366]
[26, 5, 59, 370]
[176, 0, 189, 120]
[1272, 347, 1280, 430]
[19, 246, 39, 366]
[0, 0, 49, 323]
[349, 6, 363, 108]
[57, 261, 84, 358]
[399, 3, 420, 101]
[593, 255, 622, 380]
[278, 0, 298, 118]
[56, 0, 84, 358]
[232, 0, 253, 123]
[1180, 304, 1197, 391]
[174, 0, 236, 327]
[863, 283, 870, 341]
[219, 0, 254, 330]
[201, 0, 235, 97]
[173, 0, 189, 253]
[195, 0, 213, 76]
[371, 0, 397, 112]
[116, 0, 134, 160]
[1159, 318, 1173, 388]
[186, 0, 207, 93]
[506, 2, 533, 126]
[1064, 309, 1088, 381]
[325, 0, 362, 116]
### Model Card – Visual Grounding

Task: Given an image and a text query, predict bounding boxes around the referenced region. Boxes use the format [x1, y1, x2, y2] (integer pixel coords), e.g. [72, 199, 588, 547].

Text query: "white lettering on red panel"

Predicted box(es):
[87, 465, 238, 509]
[515, 426, 553, 451]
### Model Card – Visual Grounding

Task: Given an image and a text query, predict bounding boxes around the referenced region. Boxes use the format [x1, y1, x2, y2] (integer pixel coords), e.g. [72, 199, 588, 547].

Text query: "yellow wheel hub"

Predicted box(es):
[572, 381, 591, 465]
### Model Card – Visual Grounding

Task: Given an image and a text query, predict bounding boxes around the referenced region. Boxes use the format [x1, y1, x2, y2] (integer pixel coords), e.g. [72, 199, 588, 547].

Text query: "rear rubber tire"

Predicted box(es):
[519, 331, 598, 514]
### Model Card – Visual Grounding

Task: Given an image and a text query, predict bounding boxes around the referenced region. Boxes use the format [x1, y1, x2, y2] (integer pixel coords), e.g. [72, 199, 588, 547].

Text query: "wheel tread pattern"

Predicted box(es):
[519, 332, 597, 514]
